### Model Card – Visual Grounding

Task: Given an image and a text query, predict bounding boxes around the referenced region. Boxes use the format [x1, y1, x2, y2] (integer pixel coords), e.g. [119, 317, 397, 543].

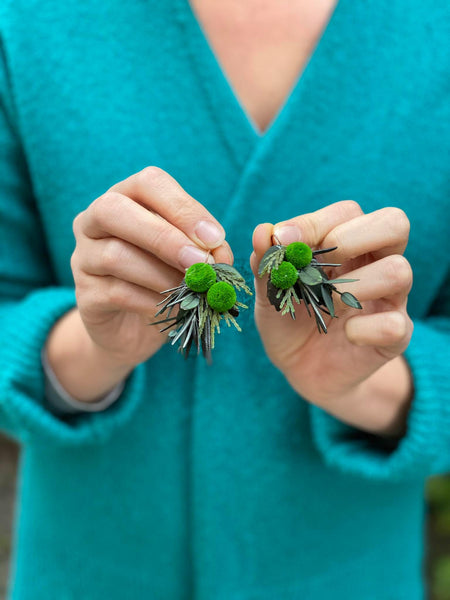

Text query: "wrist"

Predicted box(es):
[355, 355, 414, 438]
[283, 355, 414, 438]
[46, 308, 135, 403]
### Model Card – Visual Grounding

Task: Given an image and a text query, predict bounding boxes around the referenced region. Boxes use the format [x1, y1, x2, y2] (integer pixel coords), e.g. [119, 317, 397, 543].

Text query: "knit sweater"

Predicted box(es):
[0, 1, 449, 599]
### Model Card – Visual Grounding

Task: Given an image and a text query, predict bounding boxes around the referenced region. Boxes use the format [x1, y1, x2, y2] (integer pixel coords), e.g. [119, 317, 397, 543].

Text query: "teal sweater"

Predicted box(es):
[1, 1, 449, 599]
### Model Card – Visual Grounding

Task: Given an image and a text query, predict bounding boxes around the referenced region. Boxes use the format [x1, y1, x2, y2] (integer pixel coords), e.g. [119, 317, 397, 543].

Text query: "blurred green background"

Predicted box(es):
[1, 433, 450, 599]
[427, 477, 450, 600]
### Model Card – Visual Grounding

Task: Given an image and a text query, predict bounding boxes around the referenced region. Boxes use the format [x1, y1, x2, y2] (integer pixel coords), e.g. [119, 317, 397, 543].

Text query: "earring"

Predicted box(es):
[258, 241, 362, 333]
[151, 261, 252, 363]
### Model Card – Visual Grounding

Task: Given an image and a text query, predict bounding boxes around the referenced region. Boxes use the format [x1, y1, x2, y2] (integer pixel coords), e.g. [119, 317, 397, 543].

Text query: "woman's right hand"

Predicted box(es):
[70, 166, 232, 370]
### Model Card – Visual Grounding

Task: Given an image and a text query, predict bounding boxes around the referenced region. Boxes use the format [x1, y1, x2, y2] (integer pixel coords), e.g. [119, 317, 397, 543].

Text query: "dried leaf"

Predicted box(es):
[312, 246, 338, 255]
[299, 265, 323, 286]
[267, 279, 283, 311]
[258, 245, 285, 277]
[340, 292, 362, 309]
[326, 278, 359, 284]
[213, 263, 242, 282]
[321, 284, 335, 318]
[180, 295, 200, 310]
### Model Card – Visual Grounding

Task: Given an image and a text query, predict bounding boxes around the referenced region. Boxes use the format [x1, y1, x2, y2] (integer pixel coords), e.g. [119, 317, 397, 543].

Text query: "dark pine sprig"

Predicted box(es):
[260, 244, 362, 333]
[150, 263, 252, 363]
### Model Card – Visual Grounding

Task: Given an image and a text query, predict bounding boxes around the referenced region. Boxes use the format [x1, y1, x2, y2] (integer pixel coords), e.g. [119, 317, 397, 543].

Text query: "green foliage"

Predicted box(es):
[285, 242, 313, 268]
[258, 245, 286, 277]
[213, 263, 253, 295]
[432, 557, 450, 600]
[428, 478, 450, 506]
[340, 291, 362, 309]
[427, 476, 450, 600]
[298, 265, 323, 285]
[206, 281, 237, 313]
[270, 261, 299, 289]
[185, 263, 216, 292]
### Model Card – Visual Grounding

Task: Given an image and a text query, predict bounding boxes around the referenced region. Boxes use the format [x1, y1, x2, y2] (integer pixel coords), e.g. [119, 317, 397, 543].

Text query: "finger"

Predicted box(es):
[345, 310, 413, 358]
[77, 192, 217, 271]
[251, 224, 275, 309]
[212, 240, 234, 265]
[250, 251, 258, 276]
[252, 222, 274, 266]
[110, 166, 226, 249]
[273, 200, 364, 247]
[78, 274, 165, 320]
[321, 207, 410, 262]
[74, 236, 183, 293]
[330, 254, 413, 307]
[250, 253, 273, 311]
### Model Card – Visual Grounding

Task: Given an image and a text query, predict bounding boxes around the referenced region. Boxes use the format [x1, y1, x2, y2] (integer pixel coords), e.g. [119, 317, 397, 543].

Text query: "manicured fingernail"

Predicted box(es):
[273, 224, 301, 245]
[179, 245, 215, 269]
[195, 221, 225, 247]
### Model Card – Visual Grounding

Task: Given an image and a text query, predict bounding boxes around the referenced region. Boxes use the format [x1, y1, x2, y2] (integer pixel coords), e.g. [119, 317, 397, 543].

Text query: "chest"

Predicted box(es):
[14, 0, 449, 317]
[189, 0, 337, 133]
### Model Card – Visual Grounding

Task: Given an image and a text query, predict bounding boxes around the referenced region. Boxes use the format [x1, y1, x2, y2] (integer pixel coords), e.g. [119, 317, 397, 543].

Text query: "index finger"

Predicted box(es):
[273, 200, 364, 247]
[110, 166, 226, 250]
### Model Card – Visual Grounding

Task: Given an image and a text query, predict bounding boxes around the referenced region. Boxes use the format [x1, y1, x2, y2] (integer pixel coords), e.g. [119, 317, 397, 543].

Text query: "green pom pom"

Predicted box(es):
[285, 242, 313, 268]
[206, 281, 237, 313]
[185, 263, 217, 292]
[270, 261, 298, 289]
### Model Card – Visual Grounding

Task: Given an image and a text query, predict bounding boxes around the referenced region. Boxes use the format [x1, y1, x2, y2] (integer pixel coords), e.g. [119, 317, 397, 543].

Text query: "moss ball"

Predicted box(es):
[206, 281, 237, 313]
[185, 263, 217, 292]
[285, 242, 313, 268]
[270, 261, 299, 290]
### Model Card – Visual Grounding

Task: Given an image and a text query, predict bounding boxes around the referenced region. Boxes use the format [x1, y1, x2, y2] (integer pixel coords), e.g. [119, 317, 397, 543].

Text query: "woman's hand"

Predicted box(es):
[46, 166, 231, 402]
[71, 166, 232, 367]
[251, 201, 414, 437]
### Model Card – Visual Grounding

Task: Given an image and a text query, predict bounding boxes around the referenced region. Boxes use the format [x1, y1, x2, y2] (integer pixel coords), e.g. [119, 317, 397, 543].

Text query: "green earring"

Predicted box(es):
[151, 262, 252, 363]
[259, 241, 362, 333]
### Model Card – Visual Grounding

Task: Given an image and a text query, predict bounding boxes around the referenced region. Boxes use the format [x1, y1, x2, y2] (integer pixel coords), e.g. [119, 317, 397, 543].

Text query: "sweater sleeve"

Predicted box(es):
[309, 272, 450, 483]
[0, 35, 146, 447]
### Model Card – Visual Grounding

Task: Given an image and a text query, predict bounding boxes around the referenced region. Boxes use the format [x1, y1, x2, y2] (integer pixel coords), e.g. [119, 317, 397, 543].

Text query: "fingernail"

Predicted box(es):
[273, 224, 301, 245]
[195, 221, 225, 247]
[179, 245, 215, 269]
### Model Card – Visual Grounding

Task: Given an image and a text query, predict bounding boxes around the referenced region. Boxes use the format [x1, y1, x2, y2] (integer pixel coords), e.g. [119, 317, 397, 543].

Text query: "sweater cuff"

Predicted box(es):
[0, 287, 146, 446]
[309, 319, 449, 482]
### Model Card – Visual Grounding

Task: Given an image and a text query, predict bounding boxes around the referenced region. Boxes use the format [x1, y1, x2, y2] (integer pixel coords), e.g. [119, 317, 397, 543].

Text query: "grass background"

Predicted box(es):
[1, 433, 450, 599]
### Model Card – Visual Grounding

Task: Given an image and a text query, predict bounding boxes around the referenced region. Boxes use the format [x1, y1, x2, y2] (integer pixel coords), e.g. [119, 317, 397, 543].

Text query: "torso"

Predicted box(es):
[189, 0, 338, 133]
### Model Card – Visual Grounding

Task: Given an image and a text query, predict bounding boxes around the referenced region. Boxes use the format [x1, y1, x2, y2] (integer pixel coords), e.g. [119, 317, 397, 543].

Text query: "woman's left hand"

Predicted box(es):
[251, 201, 414, 438]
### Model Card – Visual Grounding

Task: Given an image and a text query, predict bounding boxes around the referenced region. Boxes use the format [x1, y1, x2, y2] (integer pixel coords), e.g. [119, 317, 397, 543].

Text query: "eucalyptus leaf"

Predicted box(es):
[306, 283, 321, 303]
[267, 279, 283, 311]
[321, 284, 335, 318]
[298, 265, 323, 285]
[340, 292, 362, 309]
[180, 295, 200, 310]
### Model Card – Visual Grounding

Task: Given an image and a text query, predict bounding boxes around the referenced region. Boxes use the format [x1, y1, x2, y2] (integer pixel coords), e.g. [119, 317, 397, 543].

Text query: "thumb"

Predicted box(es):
[250, 222, 276, 311]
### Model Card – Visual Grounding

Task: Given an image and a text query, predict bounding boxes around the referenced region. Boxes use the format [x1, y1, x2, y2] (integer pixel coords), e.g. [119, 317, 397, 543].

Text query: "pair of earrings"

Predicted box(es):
[152, 242, 361, 363]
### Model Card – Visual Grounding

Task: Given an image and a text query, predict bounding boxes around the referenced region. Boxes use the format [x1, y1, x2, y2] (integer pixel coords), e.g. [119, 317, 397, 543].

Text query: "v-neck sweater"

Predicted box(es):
[0, 1, 449, 599]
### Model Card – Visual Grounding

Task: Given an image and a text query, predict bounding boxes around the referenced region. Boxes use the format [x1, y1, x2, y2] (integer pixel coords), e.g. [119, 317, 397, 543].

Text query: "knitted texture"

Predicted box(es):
[0, 1, 448, 598]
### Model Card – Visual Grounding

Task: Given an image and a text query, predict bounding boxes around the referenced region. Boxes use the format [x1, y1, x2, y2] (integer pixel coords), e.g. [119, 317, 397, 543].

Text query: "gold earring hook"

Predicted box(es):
[272, 234, 282, 246]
